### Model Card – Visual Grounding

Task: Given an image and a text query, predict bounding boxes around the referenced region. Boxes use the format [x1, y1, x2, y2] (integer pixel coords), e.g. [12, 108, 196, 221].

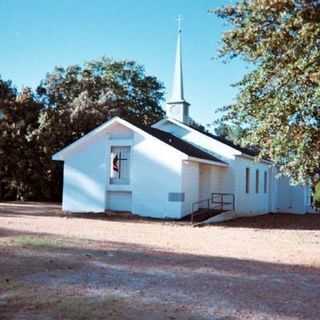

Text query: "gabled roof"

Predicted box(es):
[153, 118, 260, 158]
[52, 117, 227, 166]
[135, 125, 226, 165]
[190, 125, 260, 157]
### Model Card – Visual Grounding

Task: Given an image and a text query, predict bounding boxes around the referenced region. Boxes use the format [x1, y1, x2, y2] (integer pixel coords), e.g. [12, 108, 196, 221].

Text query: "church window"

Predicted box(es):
[256, 169, 260, 193]
[264, 171, 268, 193]
[245, 168, 250, 193]
[110, 146, 130, 185]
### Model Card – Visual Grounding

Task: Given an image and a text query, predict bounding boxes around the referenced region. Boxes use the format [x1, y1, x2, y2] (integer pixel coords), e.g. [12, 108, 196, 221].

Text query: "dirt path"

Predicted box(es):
[1, 202, 320, 319]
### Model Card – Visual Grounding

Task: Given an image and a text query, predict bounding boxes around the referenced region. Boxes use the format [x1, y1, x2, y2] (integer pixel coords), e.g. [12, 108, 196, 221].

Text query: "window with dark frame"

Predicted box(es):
[264, 171, 268, 193]
[245, 168, 250, 193]
[256, 169, 259, 193]
[110, 146, 130, 185]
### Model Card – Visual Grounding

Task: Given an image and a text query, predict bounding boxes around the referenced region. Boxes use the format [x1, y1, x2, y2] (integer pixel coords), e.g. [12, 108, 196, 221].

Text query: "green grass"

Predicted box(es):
[13, 235, 65, 248]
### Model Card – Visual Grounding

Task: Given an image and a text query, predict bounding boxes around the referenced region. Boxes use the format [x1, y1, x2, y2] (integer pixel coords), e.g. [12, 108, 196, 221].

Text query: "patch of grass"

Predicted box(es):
[54, 295, 122, 320]
[2, 290, 128, 320]
[0, 278, 21, 292]
[13, 235, 65, 248]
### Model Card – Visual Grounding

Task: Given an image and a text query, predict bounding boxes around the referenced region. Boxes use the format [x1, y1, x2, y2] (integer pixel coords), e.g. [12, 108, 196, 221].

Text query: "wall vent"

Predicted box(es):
[168, 192, 185, 202]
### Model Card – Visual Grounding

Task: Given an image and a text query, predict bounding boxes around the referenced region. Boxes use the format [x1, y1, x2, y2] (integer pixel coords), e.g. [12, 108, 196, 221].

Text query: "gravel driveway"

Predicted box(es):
[1, 202, 320, 319]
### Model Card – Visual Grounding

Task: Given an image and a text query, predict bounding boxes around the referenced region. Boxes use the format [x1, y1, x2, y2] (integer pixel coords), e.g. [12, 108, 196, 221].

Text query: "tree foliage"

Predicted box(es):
[215, 0, 320, 182]
[36, 58, 165, 152]
[0, 58, 165, 201]
[0, 81, 45, 200]
[213, 122, 248, 144]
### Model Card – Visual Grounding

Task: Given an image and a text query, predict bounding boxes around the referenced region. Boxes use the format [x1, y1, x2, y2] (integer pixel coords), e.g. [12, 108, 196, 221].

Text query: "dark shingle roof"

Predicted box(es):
[201, 131, 260, 157]
[136, 125, 226, 164]
[185, 122, 260, 157]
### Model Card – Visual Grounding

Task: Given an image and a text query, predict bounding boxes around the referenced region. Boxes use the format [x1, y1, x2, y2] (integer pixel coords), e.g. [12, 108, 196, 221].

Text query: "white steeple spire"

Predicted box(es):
[170, 15, 184, 102]
[166, 15, 190, 124]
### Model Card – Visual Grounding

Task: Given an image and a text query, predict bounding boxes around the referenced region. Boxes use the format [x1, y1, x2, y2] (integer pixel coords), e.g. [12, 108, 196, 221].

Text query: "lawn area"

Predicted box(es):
[1, 202, 320, 320]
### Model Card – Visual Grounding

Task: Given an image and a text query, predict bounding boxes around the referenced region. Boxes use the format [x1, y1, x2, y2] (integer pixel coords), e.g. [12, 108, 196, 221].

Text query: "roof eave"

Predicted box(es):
[153, 118, 272, 160]
[52, 117, 188, 161]
[51, 117, 122, 161]
[236, 153, 273, 165]
[187, 156, 228, 167]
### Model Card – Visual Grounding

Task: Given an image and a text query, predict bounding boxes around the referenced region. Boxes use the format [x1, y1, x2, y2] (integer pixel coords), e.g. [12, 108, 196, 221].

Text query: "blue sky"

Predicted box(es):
[0, 0, 248, 126]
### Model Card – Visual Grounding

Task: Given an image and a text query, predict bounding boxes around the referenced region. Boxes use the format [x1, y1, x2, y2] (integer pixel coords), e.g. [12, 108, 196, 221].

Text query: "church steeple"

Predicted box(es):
[170, 17, 184, 102]
[166, 16, 190, 124]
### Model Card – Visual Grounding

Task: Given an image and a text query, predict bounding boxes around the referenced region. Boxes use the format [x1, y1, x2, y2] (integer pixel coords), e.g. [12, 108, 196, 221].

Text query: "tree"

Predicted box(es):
[213, 122, 248, 144]
[33, 58, 165, 200]
[0, 81, 44, 200]
[214, 0, 320, 182]
[0, 58, 165, 201]
[38, 58, 164, 127]
[36, 58, 165, 152]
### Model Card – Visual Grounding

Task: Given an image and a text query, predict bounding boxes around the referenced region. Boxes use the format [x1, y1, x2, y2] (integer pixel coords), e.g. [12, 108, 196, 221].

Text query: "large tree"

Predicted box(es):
[33, 58, 165, 200]
[0, 58, 165, 201]
[215, 0, 320, 182]
[0, 81, 44, 200]
[36, 58, 165, 153]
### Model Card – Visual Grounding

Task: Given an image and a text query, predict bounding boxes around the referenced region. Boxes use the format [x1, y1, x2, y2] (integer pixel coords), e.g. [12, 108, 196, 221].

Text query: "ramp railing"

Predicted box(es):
[190, 193, 235, 224]
[191, 199, 210, 224]
[211, 193, 235, 211]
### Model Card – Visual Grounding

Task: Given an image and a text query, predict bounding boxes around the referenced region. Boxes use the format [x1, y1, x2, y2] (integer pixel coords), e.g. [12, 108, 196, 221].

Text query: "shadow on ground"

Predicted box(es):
[1, 202, 320, 230]
[0, 229, 319, 320]
[0, 202, 190, 226]
[218, 213, 320, 230]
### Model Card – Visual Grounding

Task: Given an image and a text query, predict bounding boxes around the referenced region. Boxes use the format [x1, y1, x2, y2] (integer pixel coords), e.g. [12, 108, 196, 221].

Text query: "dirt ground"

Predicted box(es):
[1, 202, 320, 320]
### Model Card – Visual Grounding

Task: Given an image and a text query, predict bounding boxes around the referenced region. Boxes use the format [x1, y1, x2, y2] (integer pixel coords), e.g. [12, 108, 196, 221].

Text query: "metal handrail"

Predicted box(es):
[211, 193, 235, 211]
[191, 198, 210, 224]
[190, 193, 235, 224]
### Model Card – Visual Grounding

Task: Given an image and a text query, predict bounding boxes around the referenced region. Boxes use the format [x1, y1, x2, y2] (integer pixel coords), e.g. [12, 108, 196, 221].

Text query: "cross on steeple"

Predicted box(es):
[166, 15, 190, 124]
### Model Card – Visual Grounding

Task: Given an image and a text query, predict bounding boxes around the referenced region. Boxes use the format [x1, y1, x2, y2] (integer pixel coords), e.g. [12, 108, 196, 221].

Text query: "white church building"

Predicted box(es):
[53, 26, 311, 219]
